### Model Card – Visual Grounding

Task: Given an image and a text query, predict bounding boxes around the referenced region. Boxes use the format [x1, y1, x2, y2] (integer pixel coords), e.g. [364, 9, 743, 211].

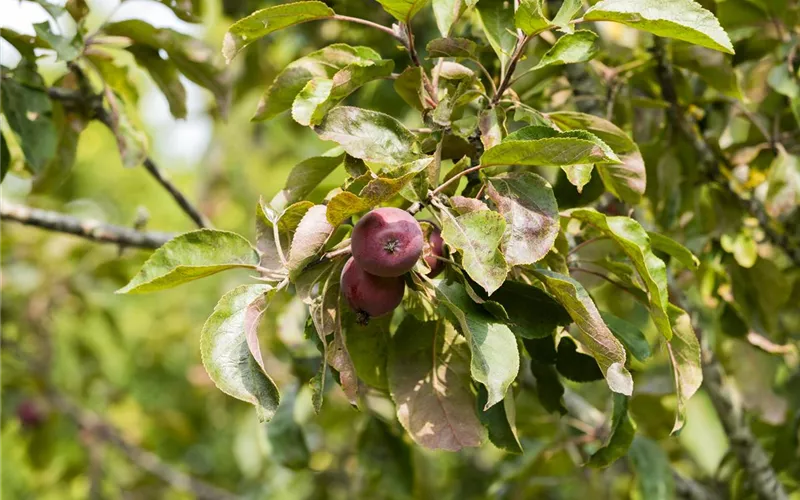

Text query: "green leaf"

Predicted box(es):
[356, 418, 414, 498]
[533, 30, 598, 69]
[117, 230, 259, 294]
[388, 316, 485, 451]
[292, 59, 394, 126]
[344, 312, 391, 390]
[548, 111, 645, 203]
[567, 209, 672, 341]
[647, 231, 700, 269]
[435, 280, 519, 409]
[271, 152, 344, 210]
[530, 269, 633, 395]
[255, 200, 311, 273]
[325, 157, 431, 226]
[0, 76, 56, 175]
[314, 107, 419, 165]
[556, 336, 603, 382]
[0, 131, 9, 183]
[477, 385, 523, 454]
[33, 22, 81, 61]
[432, 0, 468, 36]
[31, 101, 85, 192]
[103, 20, 229, 116]
[628, 437, 676, 500]
[155, 0, 199, 23]
[426, 37, 478, 59]
[254, 44, 381, 121]
[666, 305, 702, 434]
[265, 386, 309, 470]
[588, 393, 636, 467]
[394, 66, 428, 112]
[486, 172, 559, 266]
[584, 0, 734, 54]
[200, 284, 280, 422]
[287, 205, 335, 279]
[672, 42, 741, 99]
[516, 0, 551, 36]
[222, 1, 335, 63]
[600, 311, 651, 362]
[376, 0, 430, 21]
[478, 108, 504, 150]
[440, 210, 508, 295]
[561, 163, 594, 192]
[486, 280, 571, 339]
[128, 45, 187, 119]
[1, 28, 49, 61]
[764, 147, 800, 219]
[482, 126, 621, 167]
[529, 359, 567, 414]
[477, 0, 517, 74]
[552, 0, 582, 30]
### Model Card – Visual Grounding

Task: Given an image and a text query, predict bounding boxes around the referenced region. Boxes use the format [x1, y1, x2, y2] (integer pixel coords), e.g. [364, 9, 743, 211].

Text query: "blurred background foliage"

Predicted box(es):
[1, 0, 799, 498]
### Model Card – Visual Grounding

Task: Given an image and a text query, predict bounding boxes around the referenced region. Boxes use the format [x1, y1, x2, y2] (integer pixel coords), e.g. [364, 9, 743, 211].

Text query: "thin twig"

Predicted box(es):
[1, 202, 173, 249]
[492, 34, 533, 106]
[431, 164, 484, 196]
[331, 14, 397, 38]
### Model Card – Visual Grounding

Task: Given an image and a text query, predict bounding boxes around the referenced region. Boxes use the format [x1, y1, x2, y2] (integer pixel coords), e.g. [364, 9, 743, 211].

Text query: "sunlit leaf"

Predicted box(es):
[533, 30, 598, 69]
[516, 0, 551, 36]
[666, 305, 702, 434]
[482, 126, 621, 167]
[388, 316, 486, 451]
[222, 1, 335, 63]
[441, 210, 508, 295]
[530, 269, 633, 395]
[271, 151, 344, 210]
[647, 231, 700, 269]
[117, 230, 259, 294]
[376, 0, 429, 21]
[584, 0, 734, 54]
[477, 0, 517, 73]
[200, 284, 280, 422]
[287, 205, 335, 279]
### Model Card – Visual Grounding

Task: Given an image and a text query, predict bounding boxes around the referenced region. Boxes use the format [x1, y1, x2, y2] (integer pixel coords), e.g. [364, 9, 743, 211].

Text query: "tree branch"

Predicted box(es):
[652, 37, 800, 266]
[1, 202, 172, 249]
[47, 390, 237, 500]
[48, 62, 210, 229]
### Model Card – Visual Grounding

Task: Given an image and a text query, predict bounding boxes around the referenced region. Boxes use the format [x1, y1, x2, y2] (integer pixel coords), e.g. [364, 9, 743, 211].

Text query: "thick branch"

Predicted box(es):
[48, 391, 236, 500]
[652, 37, 799, 266]
[1, 202, 172, 249]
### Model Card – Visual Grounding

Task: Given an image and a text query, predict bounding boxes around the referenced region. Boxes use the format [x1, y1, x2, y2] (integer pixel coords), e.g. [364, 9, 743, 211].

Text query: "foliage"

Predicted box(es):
[2, 0, 799, 498]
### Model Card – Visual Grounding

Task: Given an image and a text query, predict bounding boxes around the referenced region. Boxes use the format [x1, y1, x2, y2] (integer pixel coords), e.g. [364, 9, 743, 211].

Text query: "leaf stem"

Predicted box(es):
[331, 14, 397, 38]
[431, 164, 485, 196]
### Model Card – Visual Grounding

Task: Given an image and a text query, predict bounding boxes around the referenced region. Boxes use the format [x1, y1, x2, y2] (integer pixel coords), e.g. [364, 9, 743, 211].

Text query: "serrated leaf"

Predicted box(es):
[271, 152, 344, 210]
[222, 1, 335, 63]
[567, 209, 671, 341]
[588, 393, 636, 467]
[516, 0, 551, 36]
[584, 0, 734, 54]
[666, 305, 702, 434]
[530, 269, 633, 395]
[441, 210, 508, 295]
[435, 280, 519, 409]
[647, 231, 700, 269]
[254, 44, 381, 121]
[314, 106, 419, 165]
[548, 112, 645, 203]
[533, 30, 598, 69]
[117, 230, 259, 294]
[376, 0, 430, 21]
[486, 172, 559, 266]
[426, 37, 478, 58]
[200, 284, 280, 422]
[561, 164, 594, 192]
[287, 205, 334, 279]
[477, 385, 523, 453]
[0, 76, 57, 175]
[600, 311, 651, 362]
[477, 0, 517, 74]
[482, 126, 621, 167]
[388, 316, 486, 451]
[128, 45, 187, 119]
[556, 336, 604, 382]
[325, 157, 432, 226]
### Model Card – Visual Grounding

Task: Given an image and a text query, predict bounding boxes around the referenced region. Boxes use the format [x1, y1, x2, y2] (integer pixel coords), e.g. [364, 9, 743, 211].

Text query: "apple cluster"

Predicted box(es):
[341, 207, 444, 322]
